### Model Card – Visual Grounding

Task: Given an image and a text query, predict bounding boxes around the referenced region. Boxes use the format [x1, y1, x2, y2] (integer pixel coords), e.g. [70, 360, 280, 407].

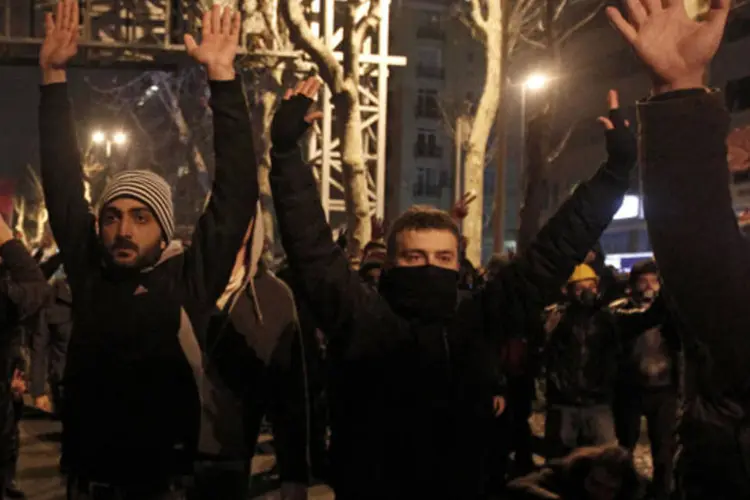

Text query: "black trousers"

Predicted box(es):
[507, 375, 535, 474]
[614, 387, 678, 500]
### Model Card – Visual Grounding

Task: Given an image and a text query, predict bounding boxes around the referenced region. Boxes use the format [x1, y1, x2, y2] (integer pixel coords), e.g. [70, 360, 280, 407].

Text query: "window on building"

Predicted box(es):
[414, 165, 442, 197]
[415, 128, 442, 157]
[416, 88, 440, 119]
[726, 76, 750, 112]
[417, 47, 443, 69]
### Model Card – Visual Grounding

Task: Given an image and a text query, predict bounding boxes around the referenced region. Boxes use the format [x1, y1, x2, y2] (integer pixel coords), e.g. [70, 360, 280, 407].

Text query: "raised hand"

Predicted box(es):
[271, 77, 324, 153]
[606, 0, 729, 94]
[184, 5, 241, 81]
[40, 0, 79, 83]
[451, 191, 477, 221]
[597, 90, 637, 168]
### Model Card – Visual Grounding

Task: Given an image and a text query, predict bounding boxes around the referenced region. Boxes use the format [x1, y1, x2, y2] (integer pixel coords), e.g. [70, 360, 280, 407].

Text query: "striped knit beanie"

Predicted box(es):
[98, 170, 175, 242]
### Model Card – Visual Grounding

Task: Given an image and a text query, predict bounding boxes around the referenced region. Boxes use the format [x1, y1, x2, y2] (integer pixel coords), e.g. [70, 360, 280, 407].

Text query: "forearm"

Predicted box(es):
[187, 77, 258, 302]
[640, 91, 750, 390]
[38, 83, 96, 263]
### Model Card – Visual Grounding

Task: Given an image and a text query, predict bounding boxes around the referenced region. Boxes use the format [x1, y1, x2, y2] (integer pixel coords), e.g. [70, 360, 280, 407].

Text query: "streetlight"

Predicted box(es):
[524, 73, 548, 91]
[91, 129, 128, 157]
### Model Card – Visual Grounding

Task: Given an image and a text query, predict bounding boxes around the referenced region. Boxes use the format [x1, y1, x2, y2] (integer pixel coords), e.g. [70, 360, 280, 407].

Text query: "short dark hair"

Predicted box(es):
[629, 259, 658, 285]
[386, 205, 460, 259]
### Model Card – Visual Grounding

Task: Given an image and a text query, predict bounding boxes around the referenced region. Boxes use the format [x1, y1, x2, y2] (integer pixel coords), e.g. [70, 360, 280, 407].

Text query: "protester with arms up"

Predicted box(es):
[607, 0, 747, 496]
[269, 78, 636, 498]
[38, 1, 257, 497]
[0, 215, 48, 496]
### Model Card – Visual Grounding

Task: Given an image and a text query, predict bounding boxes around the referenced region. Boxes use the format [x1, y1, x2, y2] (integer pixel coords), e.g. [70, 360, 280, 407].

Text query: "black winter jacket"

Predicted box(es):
[639, 89, 750, 499]
[38, 78, 257, 484]
[609, 296, 681, 391]
[270, 143, 631, 498]
[543, 302, 619, 406]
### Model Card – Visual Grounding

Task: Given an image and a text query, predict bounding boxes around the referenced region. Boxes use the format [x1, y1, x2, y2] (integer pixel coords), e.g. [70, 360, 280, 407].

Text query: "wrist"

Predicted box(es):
[41, 67, 67, 85]
[651, 73, 706, 96]
[206, 65, 236, 82]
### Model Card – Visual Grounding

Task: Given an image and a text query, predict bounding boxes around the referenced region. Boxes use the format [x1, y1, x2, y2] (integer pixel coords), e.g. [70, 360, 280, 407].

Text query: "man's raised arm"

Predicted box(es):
[38, 0, 98, 277]
[181, 5, 259, 305]
[269, 80, 395, 344]
[488, 90, 636, 314]
[606, 0, 743, 391]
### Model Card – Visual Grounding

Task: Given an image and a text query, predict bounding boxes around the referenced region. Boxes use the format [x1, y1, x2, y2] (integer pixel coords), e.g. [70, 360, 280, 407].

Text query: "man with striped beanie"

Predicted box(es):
[37, 1, 258, 497]
[97, 169, 176, 269]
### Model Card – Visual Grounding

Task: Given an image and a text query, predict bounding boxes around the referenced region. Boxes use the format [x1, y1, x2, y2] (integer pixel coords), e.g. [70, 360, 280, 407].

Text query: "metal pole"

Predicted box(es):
[454, 116, 462, 202]
[374, 0, 389, 219]
[320, 0, 334, 221]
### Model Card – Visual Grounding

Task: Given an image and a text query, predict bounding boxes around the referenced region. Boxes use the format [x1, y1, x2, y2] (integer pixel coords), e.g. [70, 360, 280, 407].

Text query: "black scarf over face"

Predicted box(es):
[378, 265, 459, 322]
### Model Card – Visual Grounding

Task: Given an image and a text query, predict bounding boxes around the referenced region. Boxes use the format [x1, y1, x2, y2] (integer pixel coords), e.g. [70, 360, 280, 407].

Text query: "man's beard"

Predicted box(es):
[107, 238, 161, 269]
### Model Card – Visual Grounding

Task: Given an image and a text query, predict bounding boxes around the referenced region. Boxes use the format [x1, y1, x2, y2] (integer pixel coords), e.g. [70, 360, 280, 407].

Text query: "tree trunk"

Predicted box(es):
[517, 112, 550, 254]
[335, 81, 371, 261]
[493, 0, 510, 254]
[463, 28, 503, 266]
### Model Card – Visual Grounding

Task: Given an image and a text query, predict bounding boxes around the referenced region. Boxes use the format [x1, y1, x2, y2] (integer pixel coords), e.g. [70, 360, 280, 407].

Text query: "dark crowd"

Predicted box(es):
[0, 0, 744, 499]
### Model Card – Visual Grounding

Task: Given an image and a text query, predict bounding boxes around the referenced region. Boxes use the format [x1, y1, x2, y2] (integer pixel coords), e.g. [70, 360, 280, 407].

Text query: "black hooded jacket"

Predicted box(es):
[38, 78, 258, 484]
[270, 133, 632, 497]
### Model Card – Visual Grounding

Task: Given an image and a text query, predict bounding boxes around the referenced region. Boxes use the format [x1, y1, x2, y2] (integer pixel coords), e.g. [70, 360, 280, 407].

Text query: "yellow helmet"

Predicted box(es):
[568, 264, 598, 284]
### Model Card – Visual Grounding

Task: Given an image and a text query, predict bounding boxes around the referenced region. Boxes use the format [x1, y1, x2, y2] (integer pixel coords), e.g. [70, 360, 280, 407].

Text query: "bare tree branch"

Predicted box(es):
[558, 0, 605, 43]
[355, 0, 382, 42]
[469, 0, 488, 34]
[546, 123, 575, 164]
[553, 0, 570, 21]
[281, 0, 344, 92]
[518, 30, 546, 50]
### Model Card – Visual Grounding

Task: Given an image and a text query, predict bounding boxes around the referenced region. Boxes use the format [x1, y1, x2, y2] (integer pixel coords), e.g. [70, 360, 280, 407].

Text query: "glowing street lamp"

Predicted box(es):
[91, 129, 129, 157]
[524, 73, 548, 91]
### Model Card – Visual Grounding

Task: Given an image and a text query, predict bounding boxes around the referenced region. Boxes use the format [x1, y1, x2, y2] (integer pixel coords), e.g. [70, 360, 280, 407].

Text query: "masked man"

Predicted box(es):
[543, 264, 620, 460]
[268, 77, 636, 498]
[611, 260, 680, 500]
[37, 2, 257, 497]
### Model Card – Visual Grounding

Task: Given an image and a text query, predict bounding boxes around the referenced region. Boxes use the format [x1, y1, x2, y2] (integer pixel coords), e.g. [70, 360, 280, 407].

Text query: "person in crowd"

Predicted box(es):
[542, 264, 619, 460]
[504, 444, 641, 500]
[607, 0, 744, 496]
[359, 240, 387, 288]
[30, 258, 72, 415]
[37, 1, 257, 497]
[268, 76, 636, 498]
[6, 355, 26, 499]
[0, 215, 49, 498]
[610, 260, 679, 500]
[191, 206, 310, 500]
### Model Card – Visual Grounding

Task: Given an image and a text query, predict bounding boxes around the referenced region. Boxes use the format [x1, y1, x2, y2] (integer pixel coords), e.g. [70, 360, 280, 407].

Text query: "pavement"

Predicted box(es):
[15, 409, 653, 499]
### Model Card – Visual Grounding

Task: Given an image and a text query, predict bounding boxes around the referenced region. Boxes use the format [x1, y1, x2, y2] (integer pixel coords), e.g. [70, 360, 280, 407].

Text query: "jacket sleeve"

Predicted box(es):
[182, 78, 258, 305]
[0, 240, 50, 321]
[485, 162, 630, 331]
[270, 148, 401, 351]
[639, 90, 747, 393]
[29, 312, 50, 398]
[268, 319, 310, 485]
[38, 84, 100, 279]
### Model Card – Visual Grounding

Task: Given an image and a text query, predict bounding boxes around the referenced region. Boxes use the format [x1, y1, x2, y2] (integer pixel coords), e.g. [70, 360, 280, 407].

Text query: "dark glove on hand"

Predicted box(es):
[271, 94, 315, 154]
[604, 108, 637, 175]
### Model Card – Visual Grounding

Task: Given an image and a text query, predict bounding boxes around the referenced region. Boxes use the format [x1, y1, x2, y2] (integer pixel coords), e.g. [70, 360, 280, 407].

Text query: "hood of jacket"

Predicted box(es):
[216, 202, 264, 321]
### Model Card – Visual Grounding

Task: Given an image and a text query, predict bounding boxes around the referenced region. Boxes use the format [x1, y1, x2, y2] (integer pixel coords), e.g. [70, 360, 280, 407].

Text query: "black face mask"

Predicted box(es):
[378, 265, 459, 321]
[574, 288, 599, 308]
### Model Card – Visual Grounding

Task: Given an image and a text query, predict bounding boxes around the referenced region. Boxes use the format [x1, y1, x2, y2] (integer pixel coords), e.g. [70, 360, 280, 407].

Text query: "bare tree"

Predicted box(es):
[281, 0, 377, 258]
[454, 0, 601, 259]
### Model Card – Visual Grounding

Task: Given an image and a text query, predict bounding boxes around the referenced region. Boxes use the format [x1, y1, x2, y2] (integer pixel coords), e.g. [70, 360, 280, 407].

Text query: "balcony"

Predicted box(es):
[414, 144, 444, 158]
[416, 24, 445, 40]
[416, 64, 445, 80]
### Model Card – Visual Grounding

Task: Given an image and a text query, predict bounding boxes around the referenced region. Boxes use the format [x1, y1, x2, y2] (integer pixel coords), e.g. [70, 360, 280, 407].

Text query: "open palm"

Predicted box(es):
[184, 5, 240, 70]
[607, 0, 729, 88]
[39, 0, 79, 70]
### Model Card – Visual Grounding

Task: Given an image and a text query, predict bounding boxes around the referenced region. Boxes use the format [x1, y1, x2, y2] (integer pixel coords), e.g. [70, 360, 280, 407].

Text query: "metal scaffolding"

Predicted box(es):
[0, 0, 404, 217]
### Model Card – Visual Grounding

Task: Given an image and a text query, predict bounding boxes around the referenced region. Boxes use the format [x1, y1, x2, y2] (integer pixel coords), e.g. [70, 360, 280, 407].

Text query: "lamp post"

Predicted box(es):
[519, 73, 548, 173]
